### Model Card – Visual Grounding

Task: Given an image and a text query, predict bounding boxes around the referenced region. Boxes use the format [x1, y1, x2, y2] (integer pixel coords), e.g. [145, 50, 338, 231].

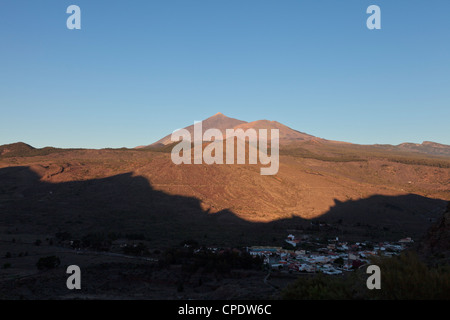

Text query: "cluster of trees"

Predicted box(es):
[4, 251, 28, 258]
[55, 231, 149, 251]
[280, 144, 450, 168]
[381, 156, 450, 168]
[122, 243, 149, 256]
[159, 244, 263, 275]
[280, 147, 366, 163]
[79, 233, 112, 251]
[36, 256, 61, 270]
[282, 252, 450, 300]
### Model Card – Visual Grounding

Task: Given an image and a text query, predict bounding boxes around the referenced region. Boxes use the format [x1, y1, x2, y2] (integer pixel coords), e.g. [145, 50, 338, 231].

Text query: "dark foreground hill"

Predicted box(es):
[418, 202, 450, 266]
[0, 142, 448, 299]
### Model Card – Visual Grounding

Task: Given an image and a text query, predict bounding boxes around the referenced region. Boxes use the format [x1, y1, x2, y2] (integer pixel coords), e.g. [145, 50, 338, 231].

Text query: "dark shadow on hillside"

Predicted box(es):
[0, 166, 447, 245]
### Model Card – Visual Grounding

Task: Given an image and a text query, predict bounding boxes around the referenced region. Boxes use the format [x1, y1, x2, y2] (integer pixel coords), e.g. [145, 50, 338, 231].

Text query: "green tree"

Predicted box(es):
[36, 256, 60, 270]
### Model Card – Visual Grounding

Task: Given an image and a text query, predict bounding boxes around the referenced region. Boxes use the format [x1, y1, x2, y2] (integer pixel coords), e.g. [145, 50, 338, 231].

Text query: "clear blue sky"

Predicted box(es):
[1, 0, 449, 148]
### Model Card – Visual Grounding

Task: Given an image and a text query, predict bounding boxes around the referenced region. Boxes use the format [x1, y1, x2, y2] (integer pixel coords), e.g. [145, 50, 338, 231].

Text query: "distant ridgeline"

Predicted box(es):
[0, 142, 71, 158]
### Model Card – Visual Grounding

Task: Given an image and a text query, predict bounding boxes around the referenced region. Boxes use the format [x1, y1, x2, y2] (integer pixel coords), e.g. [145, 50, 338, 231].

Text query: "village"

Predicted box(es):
[55, 228, 415, 278]
[246, 234, 414, 275]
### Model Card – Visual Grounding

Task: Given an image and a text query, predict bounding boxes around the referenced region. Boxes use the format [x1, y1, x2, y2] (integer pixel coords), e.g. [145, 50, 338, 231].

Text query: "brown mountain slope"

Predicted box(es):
[0, 142, 35, 156]
[146, 112, 247, 147]
[139, 113, 450, 159]
[0, 142, 70, 158]
[1, 147, 448, 242]
[142, 113, 320, 149]
[233, 120, 317, 144]
[396, 141, 450, 157]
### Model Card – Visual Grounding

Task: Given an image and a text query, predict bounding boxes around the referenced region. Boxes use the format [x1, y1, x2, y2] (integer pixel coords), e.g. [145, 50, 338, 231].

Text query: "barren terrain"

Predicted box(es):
[0, 119, 449, 299]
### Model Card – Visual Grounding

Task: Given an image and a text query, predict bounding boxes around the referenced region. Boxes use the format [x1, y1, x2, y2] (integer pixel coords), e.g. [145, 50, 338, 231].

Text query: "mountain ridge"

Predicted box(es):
[1, 114, 449, 157]
[145, 112, 248, 147]
[141, 112, 319, 149]
[136, 113, 450, 157]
